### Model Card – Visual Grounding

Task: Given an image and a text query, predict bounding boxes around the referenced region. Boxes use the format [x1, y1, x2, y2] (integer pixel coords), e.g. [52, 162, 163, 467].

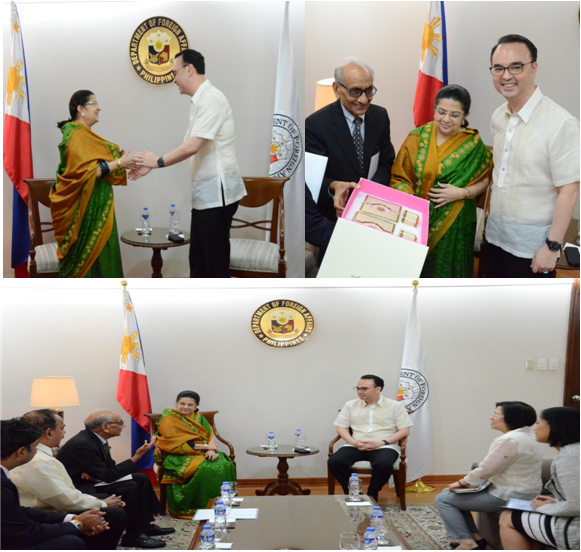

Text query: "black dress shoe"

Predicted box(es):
[142, 525, 176, 536]
[121, 534, 166, 548]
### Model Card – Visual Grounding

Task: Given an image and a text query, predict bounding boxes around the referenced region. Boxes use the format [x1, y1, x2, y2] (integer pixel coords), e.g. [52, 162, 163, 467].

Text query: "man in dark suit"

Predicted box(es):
[306, 58, 396, 234]
[1, 417, 110, 550]
[57, 409, 172, 549]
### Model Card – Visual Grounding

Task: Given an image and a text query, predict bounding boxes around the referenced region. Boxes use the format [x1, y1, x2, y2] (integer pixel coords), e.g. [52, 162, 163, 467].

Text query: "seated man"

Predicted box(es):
[10, 410, 127, 550]
[1, 417, 109, 550]
[328, 374, 413, 502]
[57, 409, 172, 549]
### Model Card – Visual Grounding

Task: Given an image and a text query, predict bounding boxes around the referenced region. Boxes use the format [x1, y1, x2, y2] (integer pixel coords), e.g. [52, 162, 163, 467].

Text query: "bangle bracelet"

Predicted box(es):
[118, 159, 122, 170]
[465, 188, 470, 198]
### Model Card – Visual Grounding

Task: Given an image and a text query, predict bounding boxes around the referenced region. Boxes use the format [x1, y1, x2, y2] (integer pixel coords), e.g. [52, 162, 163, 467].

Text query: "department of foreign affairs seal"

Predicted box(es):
[397, 369, 429, 412]
[269, 114, 303, 178]
[251, 300, 314, 348]
[129, 16, 188, 86]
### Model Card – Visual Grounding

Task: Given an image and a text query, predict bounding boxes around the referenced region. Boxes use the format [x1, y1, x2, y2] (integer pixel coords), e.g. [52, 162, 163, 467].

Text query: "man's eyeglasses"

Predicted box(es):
[338, 82, 377, 99]
[172, 64, 189, 78]
[491, 412, 505, 418]
[107, 420, 125, 426]
[489, 62, 534, 77]
[354, 386, 377, 392]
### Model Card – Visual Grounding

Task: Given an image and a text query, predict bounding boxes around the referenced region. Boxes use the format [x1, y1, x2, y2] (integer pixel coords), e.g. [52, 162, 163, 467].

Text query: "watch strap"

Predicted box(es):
[545, 238, 561, 252]
[157, 156, 165, 168]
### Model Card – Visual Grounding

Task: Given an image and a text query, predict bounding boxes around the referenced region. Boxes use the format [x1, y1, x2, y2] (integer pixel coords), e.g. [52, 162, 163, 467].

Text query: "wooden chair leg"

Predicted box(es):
[395, 472, 406, 511]
[327, 469, 336, 495]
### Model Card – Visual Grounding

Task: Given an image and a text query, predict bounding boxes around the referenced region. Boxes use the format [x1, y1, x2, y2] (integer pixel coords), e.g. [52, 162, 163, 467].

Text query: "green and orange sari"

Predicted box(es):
[390, 122, 493, 277]
[50, 122, 126, 278]
[156, 409, 236, 519]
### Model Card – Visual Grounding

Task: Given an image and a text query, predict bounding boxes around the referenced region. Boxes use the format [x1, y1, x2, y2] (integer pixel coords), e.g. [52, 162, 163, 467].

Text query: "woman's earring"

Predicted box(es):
[81, 113, 85, 117]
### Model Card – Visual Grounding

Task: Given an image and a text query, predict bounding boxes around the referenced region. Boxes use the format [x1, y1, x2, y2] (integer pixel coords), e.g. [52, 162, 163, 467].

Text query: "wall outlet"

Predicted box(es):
[538, 358, 548, 370]
[525, 358, 535, 370]
[549, 358, 559, 371]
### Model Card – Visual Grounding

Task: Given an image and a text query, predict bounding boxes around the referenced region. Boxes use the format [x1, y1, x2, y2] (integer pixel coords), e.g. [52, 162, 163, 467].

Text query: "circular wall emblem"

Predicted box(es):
[251, 300, 314, 348]
[269, 114, 303, 177]
[397, 369, 429, 412]
[129, 17, 188, 86]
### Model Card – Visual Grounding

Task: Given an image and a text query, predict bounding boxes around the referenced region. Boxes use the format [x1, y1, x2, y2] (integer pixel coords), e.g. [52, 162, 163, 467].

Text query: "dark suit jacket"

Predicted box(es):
[305, 99, 395, 221]
[1, 469, 79, 550]
[56, 429, 136, 494]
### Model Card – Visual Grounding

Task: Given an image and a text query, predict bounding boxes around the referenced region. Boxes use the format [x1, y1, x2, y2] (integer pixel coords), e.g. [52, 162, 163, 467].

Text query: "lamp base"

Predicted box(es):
[406, 479, 436, 493]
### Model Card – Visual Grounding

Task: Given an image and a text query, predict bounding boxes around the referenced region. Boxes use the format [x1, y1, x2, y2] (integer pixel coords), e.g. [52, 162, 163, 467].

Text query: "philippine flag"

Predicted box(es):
[413, 1, 448, 128]
[117, 288, 155, 480]
[4, 1, 33, 276]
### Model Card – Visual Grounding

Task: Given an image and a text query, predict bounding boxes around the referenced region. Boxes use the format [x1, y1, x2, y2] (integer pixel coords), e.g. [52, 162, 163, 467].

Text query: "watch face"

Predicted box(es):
[546, 239, 560, 251]
[157, 157, 164, 168]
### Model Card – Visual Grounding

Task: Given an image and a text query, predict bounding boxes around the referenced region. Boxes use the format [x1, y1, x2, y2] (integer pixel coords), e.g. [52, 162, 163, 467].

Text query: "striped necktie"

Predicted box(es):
[353, 117, 364, 172]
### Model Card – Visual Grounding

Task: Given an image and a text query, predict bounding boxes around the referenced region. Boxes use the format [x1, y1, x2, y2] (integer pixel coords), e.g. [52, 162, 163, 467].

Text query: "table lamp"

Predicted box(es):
[314, 78, 336, 111]
[30, 375, 80, 420]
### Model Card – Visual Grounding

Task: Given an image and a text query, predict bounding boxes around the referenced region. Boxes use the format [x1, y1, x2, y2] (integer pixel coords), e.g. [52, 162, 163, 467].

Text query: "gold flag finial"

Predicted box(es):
[412, 280, 419, 290]
[121, 280, 128, 290]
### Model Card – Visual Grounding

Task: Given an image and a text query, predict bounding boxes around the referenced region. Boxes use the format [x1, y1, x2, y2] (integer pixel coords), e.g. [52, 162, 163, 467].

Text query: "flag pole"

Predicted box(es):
[121, 280, 127, 290]
[405, 279, 436, 494]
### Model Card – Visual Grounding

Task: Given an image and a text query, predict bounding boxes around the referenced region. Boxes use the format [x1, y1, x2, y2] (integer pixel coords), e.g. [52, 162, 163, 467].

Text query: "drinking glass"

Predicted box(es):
[348, 479, 363, 501]
[376, 519, 393, 546]
[227, 481, 238, 498]
[339, 532, 360, 550]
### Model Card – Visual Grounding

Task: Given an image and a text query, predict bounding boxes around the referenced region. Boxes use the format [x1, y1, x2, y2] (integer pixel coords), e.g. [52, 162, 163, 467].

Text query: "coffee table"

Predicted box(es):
[120, 228, 190, 278]
[189, 495, 411, 550]
[246, 445, 319, 496]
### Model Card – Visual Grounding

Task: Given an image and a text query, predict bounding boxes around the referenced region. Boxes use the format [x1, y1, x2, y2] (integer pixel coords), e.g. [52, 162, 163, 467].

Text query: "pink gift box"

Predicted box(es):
[342, 178, 430, 246]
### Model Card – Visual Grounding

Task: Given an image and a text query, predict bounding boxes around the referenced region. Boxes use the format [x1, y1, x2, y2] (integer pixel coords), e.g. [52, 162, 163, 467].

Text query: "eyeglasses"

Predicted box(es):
[172, 64, 189, 78]
[107, 420, 125, 426]
[354, 386, 377, 392]
[338, 82, 377, 99]
[491, 412, 505, 418]
[84, 101, 99, 108]
[435, 108, 463, 121]
[489, 62, 534, 76]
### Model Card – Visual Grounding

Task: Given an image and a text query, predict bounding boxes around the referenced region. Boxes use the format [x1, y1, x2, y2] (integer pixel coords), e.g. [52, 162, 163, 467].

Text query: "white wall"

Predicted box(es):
[2, 279, 572, 480]
[3, 0, 305, 277]
[306, 1, 580, 214]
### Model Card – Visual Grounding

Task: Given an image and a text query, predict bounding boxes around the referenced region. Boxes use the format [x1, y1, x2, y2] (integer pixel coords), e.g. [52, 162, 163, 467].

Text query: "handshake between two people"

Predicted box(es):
[116, 149, 164, 181]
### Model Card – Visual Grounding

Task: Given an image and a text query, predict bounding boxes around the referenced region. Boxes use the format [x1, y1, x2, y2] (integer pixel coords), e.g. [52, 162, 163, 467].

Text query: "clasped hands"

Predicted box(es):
[72, 509, 108, 537]
[426, 182, 467, 208]
[352, 439, 384, 451]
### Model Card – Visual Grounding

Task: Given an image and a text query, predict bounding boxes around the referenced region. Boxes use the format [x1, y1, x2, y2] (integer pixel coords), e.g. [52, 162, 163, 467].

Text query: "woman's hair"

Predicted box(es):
[57, 90, 94, 129]
[435, 84, 471, 128]
[540, 406, 580, 448]
[496, 401, 537, 430]
[176, 390, 200, 411]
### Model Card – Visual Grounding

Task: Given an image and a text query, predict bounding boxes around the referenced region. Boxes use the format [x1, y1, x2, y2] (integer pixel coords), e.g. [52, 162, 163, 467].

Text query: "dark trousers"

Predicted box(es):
[328, 447, 399, 500]
[189, 201, 239, 278]
[90, 474, 160, 538]
[484, 241, 556, 278]
[32, 534, 86, 550]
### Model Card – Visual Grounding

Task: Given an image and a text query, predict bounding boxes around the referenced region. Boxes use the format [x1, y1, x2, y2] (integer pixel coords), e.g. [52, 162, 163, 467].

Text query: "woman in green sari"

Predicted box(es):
[156, 390, 236, 518]
[390, 85, 493, 277]
[50, 90, 135, 277]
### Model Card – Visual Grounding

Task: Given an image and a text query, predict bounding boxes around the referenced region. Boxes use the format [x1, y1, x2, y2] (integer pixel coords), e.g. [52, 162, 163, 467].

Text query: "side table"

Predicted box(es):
[246, 445, 319, 496]
[120, 228, 190, 278]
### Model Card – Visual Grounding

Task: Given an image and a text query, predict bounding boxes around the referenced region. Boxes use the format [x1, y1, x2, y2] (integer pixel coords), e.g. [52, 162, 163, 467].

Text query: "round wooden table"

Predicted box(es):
[120, 228, 190, 278]
[246, 444, 319, 496]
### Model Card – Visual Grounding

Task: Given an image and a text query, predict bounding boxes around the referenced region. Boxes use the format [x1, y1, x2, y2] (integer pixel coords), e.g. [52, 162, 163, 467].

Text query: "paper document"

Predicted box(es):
[345, 501, 372, 507]
[368, 152, 379, 180]
[305, 152, 328, 202]
[505, 498, 536, 512]
[216, 544, 233, 549]
[95, 474, 133, 487]
[193, 508, 259, 521]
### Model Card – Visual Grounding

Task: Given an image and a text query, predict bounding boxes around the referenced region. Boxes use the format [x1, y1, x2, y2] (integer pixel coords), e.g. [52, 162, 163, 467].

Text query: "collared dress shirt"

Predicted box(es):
[185, 79, 247, 210]
[340, 103, 366, 140]
[10, 442, 107, 513]
[487, 87, 580, 258]
[334, 395, 413, 456]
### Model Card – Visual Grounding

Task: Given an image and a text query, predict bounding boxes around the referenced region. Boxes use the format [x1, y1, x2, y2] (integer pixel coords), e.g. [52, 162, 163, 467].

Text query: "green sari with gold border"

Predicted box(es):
[50, 122, 126, 278]
[156, 409, 236, 519]
[390, 122, 492, 277]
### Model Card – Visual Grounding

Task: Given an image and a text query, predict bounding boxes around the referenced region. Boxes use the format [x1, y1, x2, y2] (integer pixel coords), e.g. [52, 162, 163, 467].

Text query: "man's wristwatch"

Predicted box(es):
[545, 238, 561, 252]
[157, 156, 165, 168]
[382, 440, 389, 446]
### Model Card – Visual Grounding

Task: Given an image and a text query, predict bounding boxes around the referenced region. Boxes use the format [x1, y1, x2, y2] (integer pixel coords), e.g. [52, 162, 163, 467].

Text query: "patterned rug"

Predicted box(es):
[119, 504, 454, 550]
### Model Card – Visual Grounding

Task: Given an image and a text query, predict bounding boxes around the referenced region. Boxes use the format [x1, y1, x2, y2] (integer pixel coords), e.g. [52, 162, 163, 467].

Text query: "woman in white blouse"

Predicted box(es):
[435, 401, 544, 550]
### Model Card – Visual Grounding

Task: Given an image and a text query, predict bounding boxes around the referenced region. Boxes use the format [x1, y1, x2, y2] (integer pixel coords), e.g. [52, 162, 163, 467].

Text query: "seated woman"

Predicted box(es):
[390, 85, 493, 277]
[500, 407, 579, 550]
[435, 402, 544, 550]
[156, 391, 236, 518]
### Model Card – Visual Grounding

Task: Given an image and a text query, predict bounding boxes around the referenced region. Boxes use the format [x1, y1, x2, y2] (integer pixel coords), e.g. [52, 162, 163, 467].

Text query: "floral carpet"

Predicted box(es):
[119, 504, 455, 550]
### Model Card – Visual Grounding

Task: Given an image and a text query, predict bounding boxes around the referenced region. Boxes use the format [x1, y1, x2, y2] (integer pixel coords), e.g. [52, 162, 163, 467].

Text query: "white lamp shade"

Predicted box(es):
[314, 78, 336, 111]
[30, 376, 80, 408]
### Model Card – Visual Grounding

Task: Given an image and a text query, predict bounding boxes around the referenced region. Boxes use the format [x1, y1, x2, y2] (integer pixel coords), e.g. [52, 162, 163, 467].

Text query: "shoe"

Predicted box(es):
[142, 525, 176, 536]
[449, 544, 459, 550]
[121, 533, 166, 548]
[475, 538, 488, 550]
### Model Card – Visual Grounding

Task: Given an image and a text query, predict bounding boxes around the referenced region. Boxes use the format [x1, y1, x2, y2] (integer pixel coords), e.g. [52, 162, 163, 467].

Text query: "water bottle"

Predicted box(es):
[294, 429, 304, 447]
[141, 207, 151, 236]
[349, 473, 361, 500]
[220, 481, 232, 506]
[213, 501, 227, 542]
[363, 527, 378, 550]
[370, 506, 384, 529]
[169, 204, 179, 235]
[267, 431, 276, 451]
[200, 524, 215, 549]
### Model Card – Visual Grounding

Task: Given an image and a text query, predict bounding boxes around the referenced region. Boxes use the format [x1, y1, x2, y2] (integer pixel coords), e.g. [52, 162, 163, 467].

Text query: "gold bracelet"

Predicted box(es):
[118, 159, 122, 170]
